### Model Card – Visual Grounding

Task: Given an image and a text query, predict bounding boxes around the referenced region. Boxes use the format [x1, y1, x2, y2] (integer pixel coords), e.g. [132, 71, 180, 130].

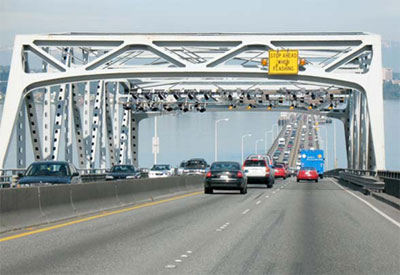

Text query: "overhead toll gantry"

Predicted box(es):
[0, 32, 385, 170]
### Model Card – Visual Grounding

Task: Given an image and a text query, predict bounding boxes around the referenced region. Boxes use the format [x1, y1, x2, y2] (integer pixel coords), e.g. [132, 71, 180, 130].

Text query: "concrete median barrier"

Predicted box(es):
[0, 176, 203, 233]
[71, 181, 120, 216]
[39, 185, 76, 223]
[0, 187, 47, 232]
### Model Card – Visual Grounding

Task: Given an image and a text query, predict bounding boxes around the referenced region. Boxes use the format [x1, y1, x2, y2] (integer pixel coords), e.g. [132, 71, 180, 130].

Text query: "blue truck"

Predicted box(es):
[300, 149, 325, 178]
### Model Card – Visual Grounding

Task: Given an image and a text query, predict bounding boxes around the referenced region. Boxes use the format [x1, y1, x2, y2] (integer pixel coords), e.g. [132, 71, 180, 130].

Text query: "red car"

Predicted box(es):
[297, 167, 318, 182]
[273, 164, 287, 179]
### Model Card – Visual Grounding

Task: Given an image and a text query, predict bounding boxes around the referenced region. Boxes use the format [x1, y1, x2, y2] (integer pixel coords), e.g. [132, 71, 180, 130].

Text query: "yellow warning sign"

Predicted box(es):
[268, 50, 299, 75]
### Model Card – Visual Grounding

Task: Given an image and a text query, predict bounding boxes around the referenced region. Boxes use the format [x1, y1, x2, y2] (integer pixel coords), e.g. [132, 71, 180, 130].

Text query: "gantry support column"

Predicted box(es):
[130, 113, 145, 168]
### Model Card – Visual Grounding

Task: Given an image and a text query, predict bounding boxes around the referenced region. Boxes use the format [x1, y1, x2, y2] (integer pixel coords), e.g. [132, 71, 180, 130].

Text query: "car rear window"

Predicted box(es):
[111, 165, 136, 172]
[211, 162, 240, 170]
[186, 160, 206, 168]
[301, 167, 316, 171]
[244, 160, 266, 167]
[151, 165, 170, 171]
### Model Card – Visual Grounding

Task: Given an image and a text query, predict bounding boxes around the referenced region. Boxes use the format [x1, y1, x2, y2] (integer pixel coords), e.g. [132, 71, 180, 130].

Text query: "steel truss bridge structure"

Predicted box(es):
[0, 32, 385, 170]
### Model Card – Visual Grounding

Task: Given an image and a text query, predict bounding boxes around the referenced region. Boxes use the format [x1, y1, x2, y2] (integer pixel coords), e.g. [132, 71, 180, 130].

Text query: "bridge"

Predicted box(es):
[0, 33, 399, 275]
[0, 32, 386, 170]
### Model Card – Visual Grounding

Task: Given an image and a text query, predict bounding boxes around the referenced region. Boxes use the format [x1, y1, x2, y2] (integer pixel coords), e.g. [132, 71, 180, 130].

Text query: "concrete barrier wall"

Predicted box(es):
[0, 175, 203, 233]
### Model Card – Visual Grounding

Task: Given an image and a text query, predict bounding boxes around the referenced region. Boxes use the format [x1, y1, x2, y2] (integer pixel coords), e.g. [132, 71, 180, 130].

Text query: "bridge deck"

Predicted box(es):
[1, 177, 398, 274]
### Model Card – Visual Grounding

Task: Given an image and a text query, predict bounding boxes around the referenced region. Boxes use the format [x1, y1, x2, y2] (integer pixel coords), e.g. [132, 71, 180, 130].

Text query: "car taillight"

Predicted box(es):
[242, 165, 245, 171]
[206, 171, 212, 178]
[266, 167, 270, 174]
[237, 171, 243, 178]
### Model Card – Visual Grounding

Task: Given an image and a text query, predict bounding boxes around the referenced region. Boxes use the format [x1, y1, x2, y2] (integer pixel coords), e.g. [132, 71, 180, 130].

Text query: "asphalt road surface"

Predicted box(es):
[1, 178, 399, 275]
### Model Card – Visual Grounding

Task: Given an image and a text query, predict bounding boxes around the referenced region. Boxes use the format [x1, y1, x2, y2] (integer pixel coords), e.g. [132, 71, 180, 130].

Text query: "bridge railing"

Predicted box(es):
[377, 170, 400, 180]
[0, 168, 109, 188]
[324, 168, 400, 198]
[0, 168, 26, 188]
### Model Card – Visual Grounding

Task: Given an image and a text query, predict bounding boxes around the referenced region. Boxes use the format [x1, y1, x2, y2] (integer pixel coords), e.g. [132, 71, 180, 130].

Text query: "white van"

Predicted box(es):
[278, 138, 285, 145]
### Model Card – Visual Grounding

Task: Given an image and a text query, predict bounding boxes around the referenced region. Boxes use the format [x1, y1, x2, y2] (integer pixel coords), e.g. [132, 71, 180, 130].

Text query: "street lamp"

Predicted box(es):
[215, 118, 229, 161]
[265, 130, 273, 154]
[241, 134, 252, 164]
[333, 119, 337, 168]
[255, 139, 264, 154]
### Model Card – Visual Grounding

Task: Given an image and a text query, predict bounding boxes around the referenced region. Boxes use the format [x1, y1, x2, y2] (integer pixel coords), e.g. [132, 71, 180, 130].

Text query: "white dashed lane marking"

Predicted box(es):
[256, 200, 261, 205]
[242, 209, 250, 215]
[165, 264, 176, 269]
[265, 195, 270, 198]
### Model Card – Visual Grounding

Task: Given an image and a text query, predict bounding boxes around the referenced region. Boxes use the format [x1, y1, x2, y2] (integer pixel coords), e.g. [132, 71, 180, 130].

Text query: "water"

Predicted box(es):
[0, 100, 399, 170]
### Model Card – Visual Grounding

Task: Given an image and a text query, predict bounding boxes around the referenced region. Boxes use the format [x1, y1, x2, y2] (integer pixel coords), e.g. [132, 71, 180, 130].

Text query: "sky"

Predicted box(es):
[1, 0, 399, 46]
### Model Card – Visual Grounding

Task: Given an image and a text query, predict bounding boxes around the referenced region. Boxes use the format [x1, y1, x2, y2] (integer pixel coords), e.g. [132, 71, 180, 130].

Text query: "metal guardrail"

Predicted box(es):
[77, 168, 107, 175]
[0, 168, 108, 188]
[324, 168, 345, 177]
[339, 171, 385, 192]
[0, 167, 152, 188]
[377, 170, 400, 179]
[325, 168, 400, 197]
[0, 168, 26, 188]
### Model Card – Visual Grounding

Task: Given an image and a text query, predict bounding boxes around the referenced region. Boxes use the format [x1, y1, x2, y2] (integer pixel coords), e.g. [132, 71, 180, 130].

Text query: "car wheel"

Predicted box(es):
[283, 177, 286, 180]
[315, 179, 318, 183]
[320, 175, 324, 179]
[297, 179, 300, 182]
[204, 188, 213, 194]
[240, 188, 247, 194]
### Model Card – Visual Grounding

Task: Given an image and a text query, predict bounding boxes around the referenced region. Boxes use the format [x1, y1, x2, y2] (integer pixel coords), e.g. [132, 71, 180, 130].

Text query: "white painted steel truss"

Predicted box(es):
[0, 33, 385, 169]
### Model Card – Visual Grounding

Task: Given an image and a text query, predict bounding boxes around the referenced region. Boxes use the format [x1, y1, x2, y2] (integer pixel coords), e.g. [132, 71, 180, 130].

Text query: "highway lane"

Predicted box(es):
[1, 178, 399, 275]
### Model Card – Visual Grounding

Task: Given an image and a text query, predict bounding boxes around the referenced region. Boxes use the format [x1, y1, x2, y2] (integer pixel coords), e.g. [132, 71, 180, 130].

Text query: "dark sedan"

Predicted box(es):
[106, 165, 140, 180]
[18, 161, 81, 187]
[204, 161, 247, 194]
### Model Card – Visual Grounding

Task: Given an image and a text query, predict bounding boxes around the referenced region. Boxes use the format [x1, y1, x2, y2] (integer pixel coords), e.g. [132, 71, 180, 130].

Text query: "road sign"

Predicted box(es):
[268, 50, 299, 75]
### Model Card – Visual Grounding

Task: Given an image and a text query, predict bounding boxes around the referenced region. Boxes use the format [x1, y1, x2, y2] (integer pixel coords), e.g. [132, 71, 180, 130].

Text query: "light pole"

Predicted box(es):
[241, 134, 252, 164]
[333, 120, 337, 168]
[265, 130, 273, 154]
[255, 139, 264, 155]
[152, 116, 159, 165]
[215, 118, 229, 162]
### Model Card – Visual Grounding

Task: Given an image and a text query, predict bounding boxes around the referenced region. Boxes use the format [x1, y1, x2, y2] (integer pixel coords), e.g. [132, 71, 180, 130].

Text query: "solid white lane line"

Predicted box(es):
[329, 178, 400, 228]
[242, 209, 250, 215]
[256, 200, 261, 205]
